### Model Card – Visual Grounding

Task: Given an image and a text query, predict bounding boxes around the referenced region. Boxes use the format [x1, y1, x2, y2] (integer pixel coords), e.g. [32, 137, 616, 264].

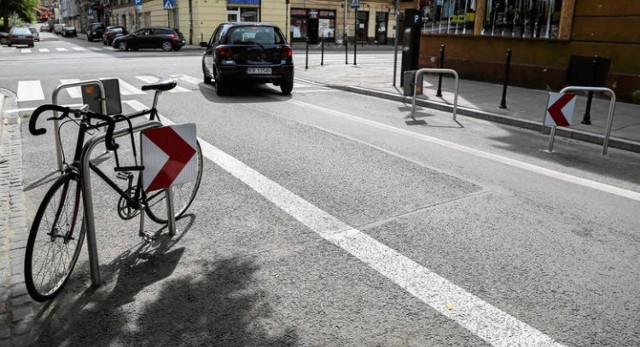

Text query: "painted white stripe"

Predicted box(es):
[21, 49, 31, 53]
[56, 47, 68, 52]
[73, 47, 86, 51]
[39, 48, 50, 52]
[89, 47, 102, 51]
[282, 98, 640, 202]
[122, 98, 564, 346]
[170, 74, 201, 85]
[136, 75, 190, 93]
[103, 77, 144, 95]
[17, 80, 45, 101]
[59, 79, 82, 98]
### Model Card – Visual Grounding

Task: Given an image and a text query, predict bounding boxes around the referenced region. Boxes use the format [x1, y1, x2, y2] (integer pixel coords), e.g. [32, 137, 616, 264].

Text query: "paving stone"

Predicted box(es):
[11, 333, 34, 346]
[0, 326, 10, 339]
[8, 235, 25, 244]
[10, 284, 26, 298]
[12, 318, 33, 335]
[11, 306, 33, 322]
[9, 275, 22, 286]
[10, 295, 30, 307]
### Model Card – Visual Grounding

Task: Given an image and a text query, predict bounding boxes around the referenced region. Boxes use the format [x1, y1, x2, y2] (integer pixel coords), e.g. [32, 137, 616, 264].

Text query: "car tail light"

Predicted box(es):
[8, 34, 15, 39]
[280, 45, 292, 59]
[26, 35, 33, 39]
[216, 46, 233, 59]
[169, 34, 178, 39]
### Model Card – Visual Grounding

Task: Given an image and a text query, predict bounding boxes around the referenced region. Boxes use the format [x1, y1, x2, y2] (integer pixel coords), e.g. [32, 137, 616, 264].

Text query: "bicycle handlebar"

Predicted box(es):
[29, 104, 120, 151]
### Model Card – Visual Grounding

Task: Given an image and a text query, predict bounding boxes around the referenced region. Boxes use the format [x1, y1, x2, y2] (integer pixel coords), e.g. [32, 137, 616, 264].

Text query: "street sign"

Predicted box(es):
[141, 123, 197, 192]
[350, 0, 360, 9]
[133, 0, 142, 10]
[544, 92, 577, 127]
[163, 0, 175, 10]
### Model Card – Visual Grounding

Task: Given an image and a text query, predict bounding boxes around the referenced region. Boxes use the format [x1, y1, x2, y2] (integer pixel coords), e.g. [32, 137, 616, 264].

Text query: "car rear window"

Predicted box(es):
[226, 26, 284, 45]
[11, 28, 31, 35]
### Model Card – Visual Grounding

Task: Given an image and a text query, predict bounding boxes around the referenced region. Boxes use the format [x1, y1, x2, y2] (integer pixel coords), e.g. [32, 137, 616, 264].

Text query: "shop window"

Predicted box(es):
[484, 0, 562, 38]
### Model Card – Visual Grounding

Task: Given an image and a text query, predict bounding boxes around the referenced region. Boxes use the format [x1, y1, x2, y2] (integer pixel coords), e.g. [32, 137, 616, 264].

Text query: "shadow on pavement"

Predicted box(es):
[31, 221, 298, 346]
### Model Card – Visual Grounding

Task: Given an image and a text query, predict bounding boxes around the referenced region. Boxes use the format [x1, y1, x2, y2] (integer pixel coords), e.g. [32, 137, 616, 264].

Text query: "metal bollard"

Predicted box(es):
[436, 43, 445, 97]
[321, 38, 325, 66]
[499, 48, 512, 109]
[305, 37, 309, 70]
[582, 55, 599, 125]
[344, 34, 349, 65]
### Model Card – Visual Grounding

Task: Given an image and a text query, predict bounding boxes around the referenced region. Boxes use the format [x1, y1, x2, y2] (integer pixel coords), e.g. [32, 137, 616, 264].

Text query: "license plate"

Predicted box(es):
[247, 67, 272, 74]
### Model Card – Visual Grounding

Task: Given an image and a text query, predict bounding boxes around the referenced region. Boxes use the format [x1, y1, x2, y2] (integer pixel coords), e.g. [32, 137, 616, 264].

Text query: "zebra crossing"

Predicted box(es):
[8, 74, 324, 104]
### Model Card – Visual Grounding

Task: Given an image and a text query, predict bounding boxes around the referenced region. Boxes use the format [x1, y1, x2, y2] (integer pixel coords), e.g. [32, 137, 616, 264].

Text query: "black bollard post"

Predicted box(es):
[436, 43, 445, 97]
[581, 55, 599, 125]
[305, 37, 309, 70]
[344, 34, 349, 64]
[499, 49, 512, 109]
[354, 11, 357, 66]
[321, 37, 325, 66]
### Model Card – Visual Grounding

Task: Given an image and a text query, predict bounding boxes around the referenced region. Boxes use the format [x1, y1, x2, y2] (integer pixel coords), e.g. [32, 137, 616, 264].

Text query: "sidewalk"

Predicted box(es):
[293, 43, 640, 153]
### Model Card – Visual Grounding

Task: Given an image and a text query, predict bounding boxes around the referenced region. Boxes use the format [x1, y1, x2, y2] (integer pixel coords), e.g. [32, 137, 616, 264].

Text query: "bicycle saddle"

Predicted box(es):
[141, 78, 177, 91]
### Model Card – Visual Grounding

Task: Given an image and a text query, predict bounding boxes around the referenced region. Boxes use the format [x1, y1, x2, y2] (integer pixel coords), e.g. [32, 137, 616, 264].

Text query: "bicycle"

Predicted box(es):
[24, 78, 203, 302]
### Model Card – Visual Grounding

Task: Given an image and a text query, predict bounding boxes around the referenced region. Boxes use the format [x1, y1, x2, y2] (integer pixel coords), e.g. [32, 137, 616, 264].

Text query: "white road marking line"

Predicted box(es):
[73, 47, 86, 51]
[89, 47, 102, 51]
[169, 74, 201, 85]
[59, 79, 82, 98]
[283, 98, 640, 202]
[21, 49, 31, 53]
[135, 76, 189, 93]
[17, 80, 44, 101]
[4, 103, 83, 114]
[39, 48, 50, 52]
[122, 99, 564, 346]
[56, 48, 68, 52]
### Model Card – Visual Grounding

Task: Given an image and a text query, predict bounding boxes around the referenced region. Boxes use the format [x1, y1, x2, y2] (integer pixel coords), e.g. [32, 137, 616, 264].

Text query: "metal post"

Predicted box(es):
[165, 187, 176, 235]
[436, 43, 445, 97]
[321, 37, 325, 66]
[499, 48, 512, 109]
[353, 8, 357, 66]
[392, 0, 400, 86]
[345, 33, 349, 64]
[305, 37, 309, 70]
[582, 55, 599, 125]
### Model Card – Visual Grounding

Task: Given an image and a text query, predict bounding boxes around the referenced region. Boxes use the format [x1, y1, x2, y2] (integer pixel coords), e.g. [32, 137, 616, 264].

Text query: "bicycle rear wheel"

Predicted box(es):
[25, 173, 85, 302]
[145, 140, 203, 223]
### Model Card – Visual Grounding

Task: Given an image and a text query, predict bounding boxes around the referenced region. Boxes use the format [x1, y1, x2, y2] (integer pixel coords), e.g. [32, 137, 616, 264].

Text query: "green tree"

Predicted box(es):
[1, 0, 38, 32]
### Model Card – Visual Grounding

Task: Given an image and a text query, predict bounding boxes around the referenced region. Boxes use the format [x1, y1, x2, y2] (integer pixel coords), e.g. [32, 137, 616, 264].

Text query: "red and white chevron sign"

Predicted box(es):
[141, 123, 197, 192]
[544, 92, 577, 127]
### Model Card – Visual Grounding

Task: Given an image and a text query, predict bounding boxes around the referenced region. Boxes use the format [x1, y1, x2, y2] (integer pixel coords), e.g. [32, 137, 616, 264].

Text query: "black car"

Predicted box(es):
[102, 25, 127, 46]
[113, 27, 185, 52]
[62, 25, 77, 37]
[87, 22, 105, 41]
[200, 22, 294, 96]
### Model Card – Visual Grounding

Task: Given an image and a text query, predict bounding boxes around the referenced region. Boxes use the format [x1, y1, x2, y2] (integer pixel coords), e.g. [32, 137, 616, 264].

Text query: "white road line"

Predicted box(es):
[56, 48, 68, 52]
[21, 49, 31, 53]
[59, 79, 82, 98]
[169, 74, 201, 85]
[135, 76, 189, 92]
[39, 48, 50, 52]
[89, 47, 102, 51]
[283, 98, 640, 202]
[17, 80, 44, 101]
[73, 47, 86, 51]
[122, 99, 564, 346]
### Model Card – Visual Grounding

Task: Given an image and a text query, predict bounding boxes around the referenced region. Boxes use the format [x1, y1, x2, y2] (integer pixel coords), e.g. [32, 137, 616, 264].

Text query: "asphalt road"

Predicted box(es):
[2, 31, 640, 346]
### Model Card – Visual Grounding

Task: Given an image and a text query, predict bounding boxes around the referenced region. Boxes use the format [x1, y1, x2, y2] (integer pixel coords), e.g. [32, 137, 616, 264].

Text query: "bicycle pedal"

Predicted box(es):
[139, 230, 156, 242]
[116, 171, 132, 180]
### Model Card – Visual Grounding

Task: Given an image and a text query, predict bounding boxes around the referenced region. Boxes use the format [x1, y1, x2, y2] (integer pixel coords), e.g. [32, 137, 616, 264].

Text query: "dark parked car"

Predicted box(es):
[113, 27, 185, 52]
[62, 25, 77, 37]
[0, 32, 9, 45]
[6, 27, 35, 47]
[200, 22, 294, 96]
[102, 25, 127, 46]
[87, 22, 105, 41]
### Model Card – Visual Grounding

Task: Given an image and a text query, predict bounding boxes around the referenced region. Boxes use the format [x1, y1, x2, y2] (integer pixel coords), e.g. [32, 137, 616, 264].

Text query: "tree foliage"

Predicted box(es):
[1, 0, 38, 31]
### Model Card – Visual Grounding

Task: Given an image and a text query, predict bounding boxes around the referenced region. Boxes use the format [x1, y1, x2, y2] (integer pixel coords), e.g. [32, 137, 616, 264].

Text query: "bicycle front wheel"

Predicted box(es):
[145, 140, 203, 223]
[25, 173, 85, 302]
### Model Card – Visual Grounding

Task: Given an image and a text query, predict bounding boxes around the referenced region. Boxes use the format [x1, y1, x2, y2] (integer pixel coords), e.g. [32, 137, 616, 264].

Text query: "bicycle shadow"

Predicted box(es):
[31, 216, 298, 346]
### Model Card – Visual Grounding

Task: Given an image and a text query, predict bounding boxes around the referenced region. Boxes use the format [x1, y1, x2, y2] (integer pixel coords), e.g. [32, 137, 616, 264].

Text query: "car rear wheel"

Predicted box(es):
[215, 72, 227, 96]
[280, 76, 294, 95]
[118, 41, 128, 51]
[161, 41, 173, 52]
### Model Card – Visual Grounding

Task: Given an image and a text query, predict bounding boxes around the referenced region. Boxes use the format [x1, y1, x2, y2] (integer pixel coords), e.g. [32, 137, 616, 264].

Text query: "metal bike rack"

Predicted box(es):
[547, 86, 616, 155]
[80, 120, 164, 286]
[410, 68, 460, 121]
[51, 80, 108, 171]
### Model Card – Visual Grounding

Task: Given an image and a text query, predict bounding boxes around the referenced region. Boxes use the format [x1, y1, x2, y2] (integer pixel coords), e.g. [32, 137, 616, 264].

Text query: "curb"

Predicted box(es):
[308, 81, 640, 154]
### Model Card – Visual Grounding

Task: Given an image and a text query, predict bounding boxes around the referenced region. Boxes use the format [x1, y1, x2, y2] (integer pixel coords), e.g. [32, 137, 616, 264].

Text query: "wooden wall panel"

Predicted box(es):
[575, 0, 640, 16]
[572, 17, 640, 43]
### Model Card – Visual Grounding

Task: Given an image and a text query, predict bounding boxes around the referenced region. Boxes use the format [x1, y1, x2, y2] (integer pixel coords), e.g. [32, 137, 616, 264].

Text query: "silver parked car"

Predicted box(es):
[28, 27, 40, 41]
